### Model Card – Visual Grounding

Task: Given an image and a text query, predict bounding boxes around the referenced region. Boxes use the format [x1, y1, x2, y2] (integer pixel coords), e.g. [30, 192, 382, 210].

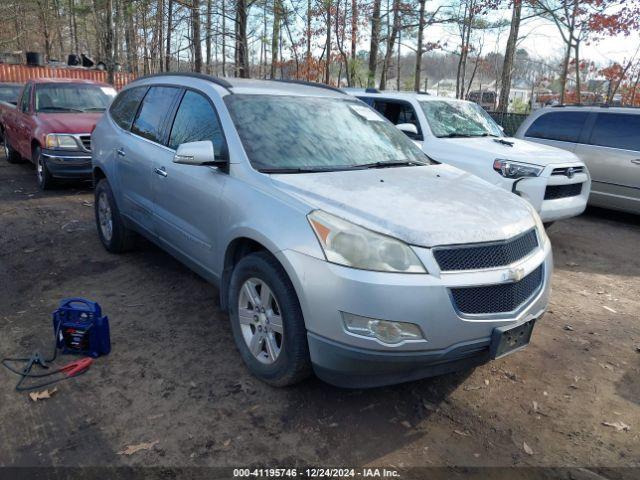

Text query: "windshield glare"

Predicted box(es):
[420, 100, 503, 138]
[35, 84, 117, 113]
[225, 95, 428, 171]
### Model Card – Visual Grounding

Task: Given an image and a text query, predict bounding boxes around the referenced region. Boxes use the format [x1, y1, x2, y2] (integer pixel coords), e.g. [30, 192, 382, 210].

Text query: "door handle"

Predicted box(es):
[631, 159, 640, 165]
[116, 148, 126, 157]
[154, 166, 168, 177]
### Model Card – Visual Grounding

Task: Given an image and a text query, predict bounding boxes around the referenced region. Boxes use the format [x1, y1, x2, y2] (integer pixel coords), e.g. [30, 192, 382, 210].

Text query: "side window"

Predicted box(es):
[131, 86, 181, 144]
[525, 111, 588, 143]
[372, 100, 421, 132]
[589, 113, 640, 151]
[19, 84, 31, 112]
[168, 90, 226, 155]
[109, 87, 147, 131]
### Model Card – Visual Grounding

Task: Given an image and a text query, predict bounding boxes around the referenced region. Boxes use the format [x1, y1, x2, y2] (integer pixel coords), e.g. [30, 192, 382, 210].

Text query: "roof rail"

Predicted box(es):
[131, 72, 233, 92]
[271, 79, 345, 94]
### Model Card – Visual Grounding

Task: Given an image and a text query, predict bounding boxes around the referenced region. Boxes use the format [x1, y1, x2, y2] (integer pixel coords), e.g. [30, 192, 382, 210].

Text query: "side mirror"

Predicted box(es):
[173, 140, 226, 167]
[396, 123, 419, 138]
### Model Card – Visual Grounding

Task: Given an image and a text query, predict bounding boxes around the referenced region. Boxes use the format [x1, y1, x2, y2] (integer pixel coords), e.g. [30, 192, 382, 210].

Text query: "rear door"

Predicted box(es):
[9, 83, 33, 158]
[117, 85, 182, 236]
[575, 112, 640, 213]
[152, 89, 228, 273]
[521, 110, 589, 153]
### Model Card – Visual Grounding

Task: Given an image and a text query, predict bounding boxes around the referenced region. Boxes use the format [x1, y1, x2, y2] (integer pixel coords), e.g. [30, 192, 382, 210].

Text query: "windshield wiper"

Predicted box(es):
[38, 106, 84, 113]
[440, 132, 496, 138]
[355, 160, 422, 169]
[258, 166, 349, 174]
[83, 107, 106, 112]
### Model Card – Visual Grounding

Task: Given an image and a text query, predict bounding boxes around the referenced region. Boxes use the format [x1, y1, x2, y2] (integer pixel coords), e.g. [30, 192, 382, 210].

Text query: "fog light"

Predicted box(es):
[342, 312, 424, 344]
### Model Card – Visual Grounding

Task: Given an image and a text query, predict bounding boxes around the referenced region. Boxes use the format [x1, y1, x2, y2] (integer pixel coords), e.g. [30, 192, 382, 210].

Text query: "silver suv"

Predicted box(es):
[516, 106, 640, 214]
[91, 73, 552, 388]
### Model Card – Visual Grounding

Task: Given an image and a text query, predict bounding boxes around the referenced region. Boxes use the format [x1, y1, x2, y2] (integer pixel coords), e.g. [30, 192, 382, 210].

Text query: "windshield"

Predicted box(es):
[420, 100, 503, 138]
[35, 84, 117, 113]
[225, 95, 429, 172]
[0, 85, 22, 104]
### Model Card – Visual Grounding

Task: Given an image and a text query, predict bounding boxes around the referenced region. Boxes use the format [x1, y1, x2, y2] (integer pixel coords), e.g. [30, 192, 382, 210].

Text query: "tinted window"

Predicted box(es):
[0, 85, 22, 104]
[109, 87, 147, 131]
[525, 111, 588, 142]
[589, 113, 640, 151]
[35, 84, 116, 112]
[373, 100, 421, 133]
[131, 86, 181, 143]
[169, 90, 226, 155]
[20, 84, 31, 112]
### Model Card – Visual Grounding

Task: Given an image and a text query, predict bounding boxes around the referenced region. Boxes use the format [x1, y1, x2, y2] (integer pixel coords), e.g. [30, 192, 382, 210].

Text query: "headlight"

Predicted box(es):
[307, 210, 426, 273]
[493, 159, 543, 179]
[45, 134, 80, 150]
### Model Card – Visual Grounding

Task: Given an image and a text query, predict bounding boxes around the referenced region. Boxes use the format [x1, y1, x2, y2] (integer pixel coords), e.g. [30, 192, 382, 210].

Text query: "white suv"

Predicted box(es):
[351, 90, 590, 225]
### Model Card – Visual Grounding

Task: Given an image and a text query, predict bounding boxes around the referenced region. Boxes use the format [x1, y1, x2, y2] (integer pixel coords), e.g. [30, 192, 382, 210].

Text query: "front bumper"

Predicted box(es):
[276, 232, 552, 388]
[515, 165, 591, 223]
[41, 149, 92, 179]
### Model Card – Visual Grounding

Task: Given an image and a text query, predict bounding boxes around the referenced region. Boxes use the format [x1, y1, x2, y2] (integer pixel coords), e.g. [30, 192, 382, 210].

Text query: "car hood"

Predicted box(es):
[270, 164, 537, 247]
[429, 136, 580, 166]
[36, 112, 103, 134]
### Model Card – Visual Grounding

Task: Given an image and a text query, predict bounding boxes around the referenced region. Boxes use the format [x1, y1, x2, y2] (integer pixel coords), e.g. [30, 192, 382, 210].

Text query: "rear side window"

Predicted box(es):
[131, 86, 181, 144]
[168, 90, 226, 155]
[109, 86, 147, 131]
[525, 111, 588, 143]
[589, 113, 640, 151]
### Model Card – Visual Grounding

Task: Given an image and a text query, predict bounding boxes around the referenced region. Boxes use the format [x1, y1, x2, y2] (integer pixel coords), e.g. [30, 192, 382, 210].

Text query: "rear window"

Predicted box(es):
[109, 86, 147, 131]
[131, 86, 181, 144]
[525, 111, 588, 143]
[589, 113, 640, 151]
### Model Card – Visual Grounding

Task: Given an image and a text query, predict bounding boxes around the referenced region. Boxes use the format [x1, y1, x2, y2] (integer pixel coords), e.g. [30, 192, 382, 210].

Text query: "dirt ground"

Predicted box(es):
[0, 156, 639, 476]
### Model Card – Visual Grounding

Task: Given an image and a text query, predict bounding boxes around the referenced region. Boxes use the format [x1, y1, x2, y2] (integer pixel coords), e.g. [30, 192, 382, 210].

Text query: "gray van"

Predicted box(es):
[516, 106, 640, 214]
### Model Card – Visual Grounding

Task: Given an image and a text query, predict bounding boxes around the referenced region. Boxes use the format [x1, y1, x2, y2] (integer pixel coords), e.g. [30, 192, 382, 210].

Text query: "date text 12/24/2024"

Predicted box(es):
[233, 468, 400, 478]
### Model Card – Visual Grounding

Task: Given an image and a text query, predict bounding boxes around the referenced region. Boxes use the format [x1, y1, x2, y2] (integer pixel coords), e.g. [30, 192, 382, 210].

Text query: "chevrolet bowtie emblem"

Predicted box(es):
[566, 167, 576, 178]
[505, 267, 526, 282]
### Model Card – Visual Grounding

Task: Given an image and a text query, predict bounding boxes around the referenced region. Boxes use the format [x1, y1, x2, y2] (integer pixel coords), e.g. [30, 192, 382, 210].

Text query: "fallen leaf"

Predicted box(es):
[484, 379, 490, 386]
[29, 388, 58, 402]
[532, 401, 538, 412]
[118, 440, 159, 455]
[602, 421, 630, 432]
[401, 421, 412, 429]
[223, 439, 231, 447]
[523, 441, 534, 455]
[602, 306, 617, 314]
[473, 453, 480, 458]
[464, 385, 482, 391]
[454, 430, 470, 437]
[564, 325, 574, 331]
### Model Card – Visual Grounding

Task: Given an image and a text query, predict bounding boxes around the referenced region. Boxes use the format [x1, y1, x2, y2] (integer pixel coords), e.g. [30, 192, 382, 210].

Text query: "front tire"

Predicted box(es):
[228, 252, 311, 386]
[34, 146, 54, 190]
[94, 178, 136, 253]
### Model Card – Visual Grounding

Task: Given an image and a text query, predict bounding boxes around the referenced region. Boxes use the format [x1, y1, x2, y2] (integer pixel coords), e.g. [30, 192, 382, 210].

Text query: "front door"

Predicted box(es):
[152, 89, 229, 274]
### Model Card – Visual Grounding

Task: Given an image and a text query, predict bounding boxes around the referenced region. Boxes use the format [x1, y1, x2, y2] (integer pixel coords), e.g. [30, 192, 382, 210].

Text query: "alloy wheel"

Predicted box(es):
[238, 277, 283, 364]
[97, 191, 114, 242]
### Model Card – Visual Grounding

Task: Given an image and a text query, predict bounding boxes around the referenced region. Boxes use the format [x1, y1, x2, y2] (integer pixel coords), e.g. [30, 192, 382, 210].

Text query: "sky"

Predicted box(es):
[414, 4, 640, 67]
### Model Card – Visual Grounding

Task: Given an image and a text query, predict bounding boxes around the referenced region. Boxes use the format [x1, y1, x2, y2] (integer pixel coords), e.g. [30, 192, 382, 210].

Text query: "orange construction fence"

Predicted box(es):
[0, 64, 135, 89]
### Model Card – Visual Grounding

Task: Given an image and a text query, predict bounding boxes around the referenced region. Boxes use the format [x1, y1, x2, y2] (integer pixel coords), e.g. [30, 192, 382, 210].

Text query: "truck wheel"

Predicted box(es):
[34, 147, 55, 190]
[228, 251, 311, 387]
[94, 178, 136, 253]
[4, 139, 22, 164]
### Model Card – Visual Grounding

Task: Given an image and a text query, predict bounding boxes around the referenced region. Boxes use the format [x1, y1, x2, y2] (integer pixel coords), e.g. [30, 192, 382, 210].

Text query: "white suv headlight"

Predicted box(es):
[493, 159, 543, 179]
[45, 134, 80, 150]
[308, 210, 426, 273]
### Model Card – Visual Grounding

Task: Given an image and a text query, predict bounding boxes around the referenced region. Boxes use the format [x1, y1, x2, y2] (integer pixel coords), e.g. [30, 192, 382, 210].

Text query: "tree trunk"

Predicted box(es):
[206, 0, 212, 73]
[271, 0, 281, 79]
[498, 0, 522, 112]
[379, 0, 400, 90]
[222, 1, 226, 76]
[324, 0, 332, 84]
[367, 0, 381, 87]
[413, 0, 426, 92]
[125, 0, 137, 73]
[349, 0, 357, 85]
[559, 41, 571, 104]
[105, 0, 115, 84]
[35, 0, 53, 61]
[574, 41, 581, 103]
[236, 0, 250, 78]
[165, 0, 173, 72]
[192, 0, 203, 72]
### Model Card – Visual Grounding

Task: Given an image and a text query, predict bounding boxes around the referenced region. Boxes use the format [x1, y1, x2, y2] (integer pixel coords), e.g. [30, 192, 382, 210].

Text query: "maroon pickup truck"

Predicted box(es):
[1, 78, 116, 189]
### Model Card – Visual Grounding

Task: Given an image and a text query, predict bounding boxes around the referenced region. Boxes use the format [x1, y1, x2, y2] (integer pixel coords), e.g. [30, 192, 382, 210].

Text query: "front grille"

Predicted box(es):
[434, 229, 538, 272]
[544, 183, 582, 200]
[79, 135, 91, 151]
[451, 265, 544, 315]
[551, 166, 584, 176]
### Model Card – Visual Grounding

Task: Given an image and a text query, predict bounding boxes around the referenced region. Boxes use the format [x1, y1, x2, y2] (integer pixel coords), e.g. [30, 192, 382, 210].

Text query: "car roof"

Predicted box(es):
[27, 77, 111, 87]
[131, 73, 347, 98]
[535, 105, 640, 115]
[349, 89, 472, 105]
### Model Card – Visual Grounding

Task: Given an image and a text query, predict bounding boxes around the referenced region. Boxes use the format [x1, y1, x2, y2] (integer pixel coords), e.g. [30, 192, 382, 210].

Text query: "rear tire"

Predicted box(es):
[228, 251, 312, 387]
[34, 146, 54, 190]
[94, 178, 136, 253]
[4, 138, 22, 164]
